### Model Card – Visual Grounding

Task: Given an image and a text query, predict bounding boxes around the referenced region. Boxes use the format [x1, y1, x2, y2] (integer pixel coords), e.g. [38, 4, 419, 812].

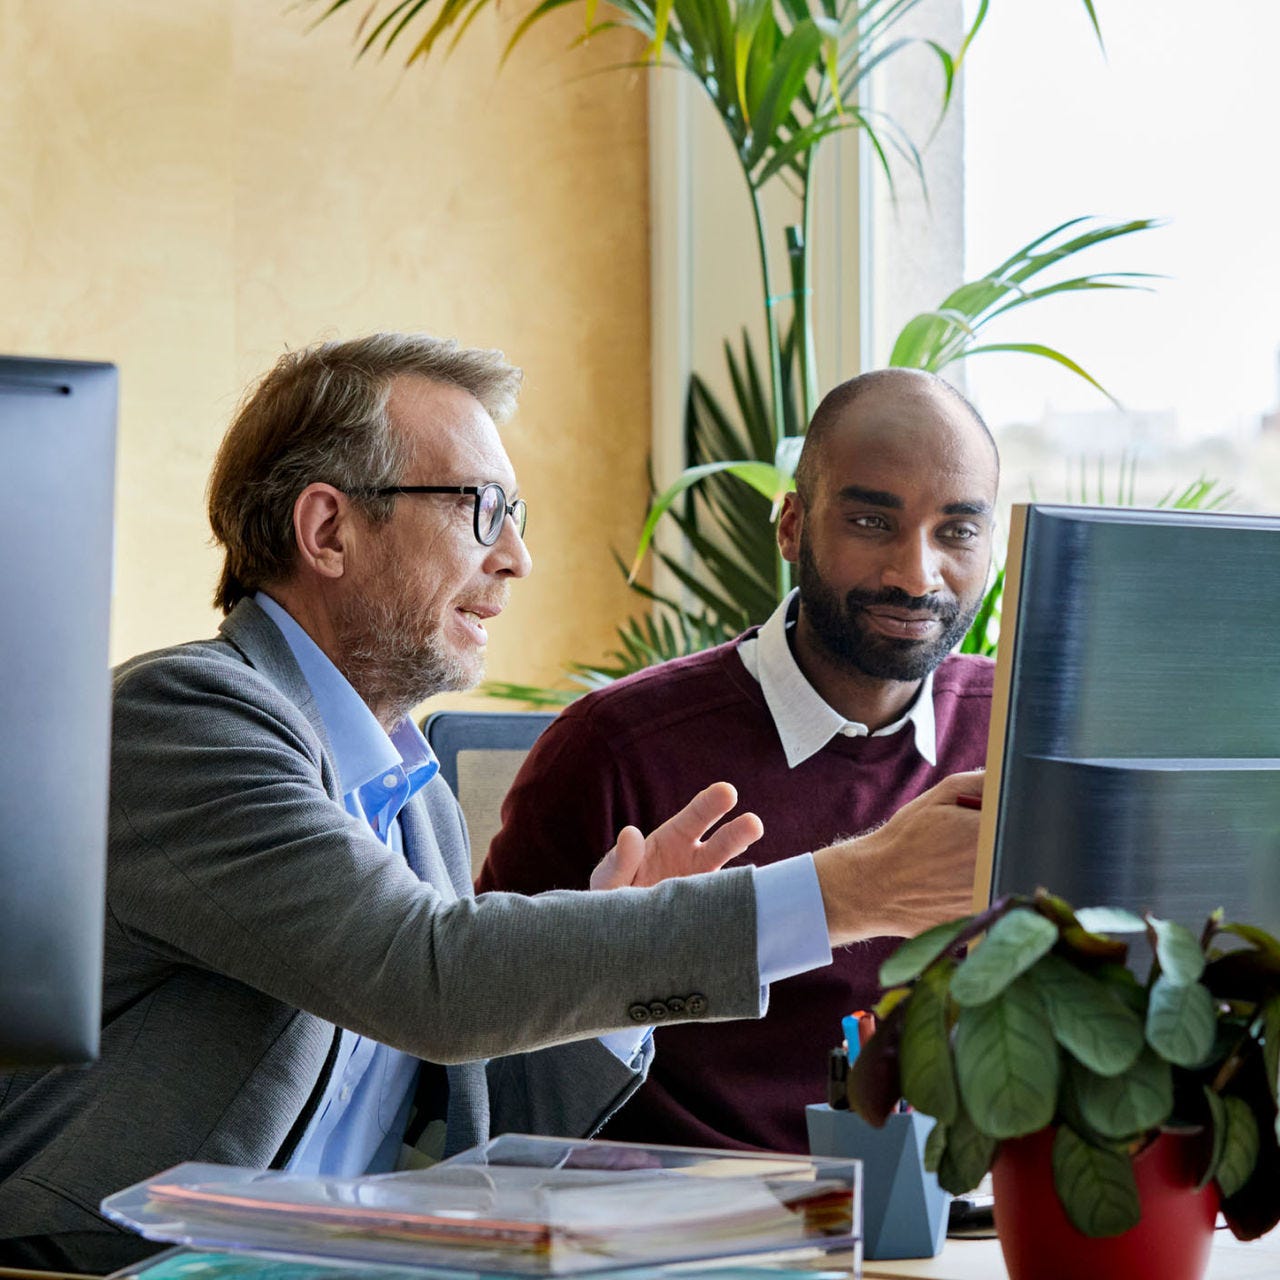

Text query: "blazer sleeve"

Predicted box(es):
[107, 649, 762, 1066]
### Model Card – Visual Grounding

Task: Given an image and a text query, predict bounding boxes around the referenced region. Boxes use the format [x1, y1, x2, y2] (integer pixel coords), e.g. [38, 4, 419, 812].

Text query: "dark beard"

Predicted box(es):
[335, 569, 478, 726]
[796, 535, 981, 682]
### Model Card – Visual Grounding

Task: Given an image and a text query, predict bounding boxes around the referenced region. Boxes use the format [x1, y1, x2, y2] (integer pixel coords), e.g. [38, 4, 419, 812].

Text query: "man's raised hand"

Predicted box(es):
[590, 782, 764, 890]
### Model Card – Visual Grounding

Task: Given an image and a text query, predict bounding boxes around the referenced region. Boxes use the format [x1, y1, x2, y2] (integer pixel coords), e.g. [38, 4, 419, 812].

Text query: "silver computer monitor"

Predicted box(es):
[973, 502, 1280, 931]
[0, 355, 117, 1066]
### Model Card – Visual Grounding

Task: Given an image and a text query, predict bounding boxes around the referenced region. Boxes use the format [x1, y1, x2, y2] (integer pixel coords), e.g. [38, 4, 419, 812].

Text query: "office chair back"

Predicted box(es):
[423, 709, 556, 880]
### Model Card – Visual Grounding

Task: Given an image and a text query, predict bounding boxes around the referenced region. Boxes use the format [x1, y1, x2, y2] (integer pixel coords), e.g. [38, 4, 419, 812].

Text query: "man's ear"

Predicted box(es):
[293, 483, 350, 581]
[777, 491, 804, 566]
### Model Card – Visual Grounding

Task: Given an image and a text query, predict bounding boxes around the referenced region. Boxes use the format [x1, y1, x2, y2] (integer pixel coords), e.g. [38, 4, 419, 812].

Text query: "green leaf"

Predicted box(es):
[955, 977, 1058, 1139]
[1145, 975, 1217, 1068]
[1056, 924, 1129, 964]
[901, 961, 959, 1124]
[481, 680, 579, 708]
[1148, 917, 1206, 986]
[880, 916, 972, 988]
[922, 1117, 947, 1174]
[1072, 1047, 1173, 1140]
[629, 460, 792, 579]
[1216, 1095, 1260, 1199]
[950, 909, 1058, 1007]
[936, 1106, 997, 1195]
[743, 22, 825, 170]
[1075, 906, 1147, 934]
[959, 563, 1002, 656]
[1052, 1126, 1141, 1238]
[887, 216, 1158, 399]
[957, 343, 1118, 406]
[1094, 963, 1147, 1016]
[1027, 953, 1144, 1078]
[731, 0, 772, 120]
[1198, 1085, 1228, 1191]
[1262, 996, 1280, 1105]
[1219, 922, 1280, 959]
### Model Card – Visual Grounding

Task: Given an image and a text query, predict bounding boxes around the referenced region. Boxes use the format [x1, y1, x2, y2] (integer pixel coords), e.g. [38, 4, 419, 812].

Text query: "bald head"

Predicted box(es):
[794, 369, 997, 505]
[776, 367, 999, 700]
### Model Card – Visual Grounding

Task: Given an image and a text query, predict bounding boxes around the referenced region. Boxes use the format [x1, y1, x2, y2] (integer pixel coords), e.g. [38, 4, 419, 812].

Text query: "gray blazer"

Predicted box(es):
[0, 600, 760, 1261]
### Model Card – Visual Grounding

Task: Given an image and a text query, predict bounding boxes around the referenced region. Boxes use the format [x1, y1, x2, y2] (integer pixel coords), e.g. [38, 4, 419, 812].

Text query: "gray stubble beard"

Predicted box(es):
[335, 566, 481, 726]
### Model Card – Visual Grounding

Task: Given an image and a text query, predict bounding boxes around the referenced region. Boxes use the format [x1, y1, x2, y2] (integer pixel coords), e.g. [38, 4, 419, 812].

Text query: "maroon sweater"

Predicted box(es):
[478, 635, 993, 1153]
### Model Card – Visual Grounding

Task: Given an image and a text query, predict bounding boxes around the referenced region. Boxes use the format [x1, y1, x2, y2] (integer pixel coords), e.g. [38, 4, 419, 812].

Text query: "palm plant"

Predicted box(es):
[304, 0, 1137, 705]
[306, 0, 1104, 468]
[486, 213, 1163, 705]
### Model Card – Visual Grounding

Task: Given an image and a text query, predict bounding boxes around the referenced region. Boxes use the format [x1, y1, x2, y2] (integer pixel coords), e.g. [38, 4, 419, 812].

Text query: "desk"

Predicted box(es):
[862, 1226, 1280, 1279]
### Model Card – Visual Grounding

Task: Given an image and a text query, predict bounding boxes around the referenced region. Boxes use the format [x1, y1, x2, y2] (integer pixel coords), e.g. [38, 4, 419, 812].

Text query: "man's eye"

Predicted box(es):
[851, 514, 890, 530]
[941, 524, 981, 542]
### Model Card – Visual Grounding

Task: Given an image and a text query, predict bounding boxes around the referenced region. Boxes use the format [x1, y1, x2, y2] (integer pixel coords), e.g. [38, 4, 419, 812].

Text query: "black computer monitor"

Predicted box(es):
[973, 502, 1280, 931]
[0, 355, 117, 1067]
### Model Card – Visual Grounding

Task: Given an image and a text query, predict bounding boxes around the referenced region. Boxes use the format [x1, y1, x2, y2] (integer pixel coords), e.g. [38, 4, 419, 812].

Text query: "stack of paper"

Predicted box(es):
[102, 1136, 859, 1275]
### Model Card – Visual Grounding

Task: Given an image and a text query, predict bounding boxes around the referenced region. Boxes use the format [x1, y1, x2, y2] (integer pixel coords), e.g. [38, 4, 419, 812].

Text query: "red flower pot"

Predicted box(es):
[992, 1128, 1219, 1280]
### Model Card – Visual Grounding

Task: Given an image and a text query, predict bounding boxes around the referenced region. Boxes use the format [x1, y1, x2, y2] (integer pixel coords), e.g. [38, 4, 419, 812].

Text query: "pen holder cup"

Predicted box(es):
[806, 1104, 949, 1261]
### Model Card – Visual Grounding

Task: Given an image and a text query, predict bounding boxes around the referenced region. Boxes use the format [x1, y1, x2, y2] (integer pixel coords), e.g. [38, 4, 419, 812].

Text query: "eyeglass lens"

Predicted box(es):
[477, 484, 527, 545]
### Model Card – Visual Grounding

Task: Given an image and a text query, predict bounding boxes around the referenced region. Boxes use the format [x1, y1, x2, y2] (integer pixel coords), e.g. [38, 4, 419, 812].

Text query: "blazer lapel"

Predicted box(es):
[218, 598, 340, 794]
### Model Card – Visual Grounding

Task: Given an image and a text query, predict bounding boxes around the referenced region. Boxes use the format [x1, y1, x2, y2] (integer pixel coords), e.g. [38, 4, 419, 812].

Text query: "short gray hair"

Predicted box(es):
[207, 332, 523, 613]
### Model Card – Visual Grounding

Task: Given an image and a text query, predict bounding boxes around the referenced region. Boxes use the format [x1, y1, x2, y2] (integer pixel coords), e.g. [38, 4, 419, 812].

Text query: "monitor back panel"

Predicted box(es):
[981, 503, 1280, 933]
[0, 355, 117, 1066]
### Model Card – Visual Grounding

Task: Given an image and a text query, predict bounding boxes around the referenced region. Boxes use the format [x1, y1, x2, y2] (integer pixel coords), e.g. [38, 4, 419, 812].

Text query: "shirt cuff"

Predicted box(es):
[599, 1025, 653, 1067]
[753, 854, 833, 986]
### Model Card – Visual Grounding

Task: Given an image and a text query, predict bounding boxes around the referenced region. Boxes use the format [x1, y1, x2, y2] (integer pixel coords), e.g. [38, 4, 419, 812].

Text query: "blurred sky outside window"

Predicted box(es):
[960, 1, 1280, 513]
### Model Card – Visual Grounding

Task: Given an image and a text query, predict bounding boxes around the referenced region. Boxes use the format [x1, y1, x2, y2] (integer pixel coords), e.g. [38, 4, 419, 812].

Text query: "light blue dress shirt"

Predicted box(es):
[257, 594, 436, 1176]
[255, 592, 829, 1174]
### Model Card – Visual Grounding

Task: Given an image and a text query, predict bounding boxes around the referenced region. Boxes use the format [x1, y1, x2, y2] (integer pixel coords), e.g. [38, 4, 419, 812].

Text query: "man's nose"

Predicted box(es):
[486, 511, 533, 578]
[881, 530, 943, 599]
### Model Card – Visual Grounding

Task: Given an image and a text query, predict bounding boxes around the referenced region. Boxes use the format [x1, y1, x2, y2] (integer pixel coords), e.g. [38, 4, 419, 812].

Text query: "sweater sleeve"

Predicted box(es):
[477, 708, 631, 893]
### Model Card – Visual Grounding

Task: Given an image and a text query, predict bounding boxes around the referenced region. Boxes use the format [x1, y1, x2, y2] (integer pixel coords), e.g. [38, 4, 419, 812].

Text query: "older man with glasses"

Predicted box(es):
[0, 333, 983, 1275]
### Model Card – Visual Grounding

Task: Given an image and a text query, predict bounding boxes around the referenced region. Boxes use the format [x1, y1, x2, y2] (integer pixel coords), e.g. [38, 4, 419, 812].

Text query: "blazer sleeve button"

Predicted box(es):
[685, 993, 708, 1016]
[666, 996, 686, 1014]
[648, 1001, 670, 1021]
[628, 1003, 651, 1023]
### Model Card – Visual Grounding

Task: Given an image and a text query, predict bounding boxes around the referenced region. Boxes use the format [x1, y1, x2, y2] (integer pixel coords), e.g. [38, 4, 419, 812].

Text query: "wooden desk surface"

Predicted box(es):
[862, 1225, 1280, 1280]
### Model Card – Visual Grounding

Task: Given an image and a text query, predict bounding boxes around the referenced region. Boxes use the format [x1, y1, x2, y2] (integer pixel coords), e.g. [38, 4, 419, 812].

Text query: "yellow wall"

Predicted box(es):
[0, 0, 651, 704]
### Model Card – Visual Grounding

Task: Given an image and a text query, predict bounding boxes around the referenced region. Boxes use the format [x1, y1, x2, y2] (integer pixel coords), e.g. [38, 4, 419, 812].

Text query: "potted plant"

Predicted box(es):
[845, 891, 1280, 1280]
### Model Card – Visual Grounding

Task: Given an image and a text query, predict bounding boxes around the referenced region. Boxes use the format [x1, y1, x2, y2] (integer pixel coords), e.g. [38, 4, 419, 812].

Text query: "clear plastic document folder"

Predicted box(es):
[102, 1135, 861, 1276]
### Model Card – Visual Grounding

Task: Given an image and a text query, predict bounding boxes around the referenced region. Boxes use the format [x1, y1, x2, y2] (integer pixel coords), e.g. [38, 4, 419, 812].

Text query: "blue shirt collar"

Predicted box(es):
[254, 592, 438, 807]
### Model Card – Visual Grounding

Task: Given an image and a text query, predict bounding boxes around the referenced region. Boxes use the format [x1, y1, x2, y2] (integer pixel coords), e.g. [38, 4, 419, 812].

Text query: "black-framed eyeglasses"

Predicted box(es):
[365, 483, 527, 547]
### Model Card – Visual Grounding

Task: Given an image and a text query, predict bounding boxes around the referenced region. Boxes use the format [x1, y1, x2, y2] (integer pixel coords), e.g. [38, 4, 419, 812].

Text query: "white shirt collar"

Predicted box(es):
[736, 588, 937, 770]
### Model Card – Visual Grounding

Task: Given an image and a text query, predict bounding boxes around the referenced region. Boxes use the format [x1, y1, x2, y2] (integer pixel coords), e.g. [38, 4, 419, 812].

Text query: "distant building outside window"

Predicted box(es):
[960, 0, 1280, 516]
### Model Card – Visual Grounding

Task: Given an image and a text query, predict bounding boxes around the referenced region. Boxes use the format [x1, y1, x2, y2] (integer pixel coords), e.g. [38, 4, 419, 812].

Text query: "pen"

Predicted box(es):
[955, 794, 982, 811]
[841, 1014, 861, 1066]
[842, 1010, 876, 1066]
[828, 1047, 850, 1109]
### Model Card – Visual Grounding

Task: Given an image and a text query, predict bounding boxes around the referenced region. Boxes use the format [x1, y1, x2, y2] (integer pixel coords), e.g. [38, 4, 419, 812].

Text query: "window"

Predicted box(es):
[961, 1, 1280, 513]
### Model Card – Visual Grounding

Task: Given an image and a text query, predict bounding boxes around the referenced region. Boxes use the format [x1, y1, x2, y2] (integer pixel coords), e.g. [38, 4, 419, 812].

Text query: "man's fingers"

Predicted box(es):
[934, 768, 985, 801]
[657, 781, 740, 844]
[589, 825, 646, 890]
[689, 811, 764, 874]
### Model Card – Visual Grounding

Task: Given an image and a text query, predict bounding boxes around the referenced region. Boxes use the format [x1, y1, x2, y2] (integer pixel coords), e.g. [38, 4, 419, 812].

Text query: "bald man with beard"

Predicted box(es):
[480, 368, 998, 1153]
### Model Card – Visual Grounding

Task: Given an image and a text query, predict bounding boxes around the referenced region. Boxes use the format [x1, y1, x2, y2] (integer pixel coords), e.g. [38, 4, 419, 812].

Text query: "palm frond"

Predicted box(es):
[889, 216, 1160, 398]
[303, 0, 1104, 201]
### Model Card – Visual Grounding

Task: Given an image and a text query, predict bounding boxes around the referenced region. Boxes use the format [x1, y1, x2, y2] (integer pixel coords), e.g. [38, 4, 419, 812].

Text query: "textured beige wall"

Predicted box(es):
[0, 0, 651, 704]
